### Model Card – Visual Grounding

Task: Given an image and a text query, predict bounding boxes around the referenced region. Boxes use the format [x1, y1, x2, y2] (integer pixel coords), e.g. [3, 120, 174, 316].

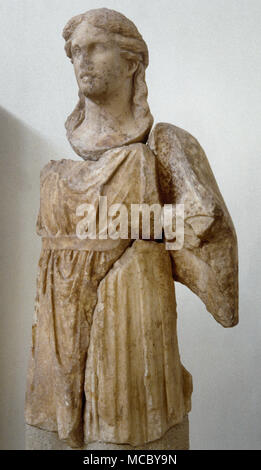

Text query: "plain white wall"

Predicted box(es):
[0, 0, 260, 450]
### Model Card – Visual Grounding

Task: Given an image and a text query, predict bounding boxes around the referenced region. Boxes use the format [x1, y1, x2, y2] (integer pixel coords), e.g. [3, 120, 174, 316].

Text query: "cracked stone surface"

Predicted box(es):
[25, 8, 238, 450]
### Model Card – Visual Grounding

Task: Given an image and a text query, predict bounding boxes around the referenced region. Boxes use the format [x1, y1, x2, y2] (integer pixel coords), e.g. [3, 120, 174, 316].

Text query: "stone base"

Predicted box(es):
[25, 416, 189, 450]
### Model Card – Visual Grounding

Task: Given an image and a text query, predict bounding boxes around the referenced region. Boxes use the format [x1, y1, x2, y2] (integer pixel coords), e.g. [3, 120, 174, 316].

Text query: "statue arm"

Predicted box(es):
[148, 123, 238, 328]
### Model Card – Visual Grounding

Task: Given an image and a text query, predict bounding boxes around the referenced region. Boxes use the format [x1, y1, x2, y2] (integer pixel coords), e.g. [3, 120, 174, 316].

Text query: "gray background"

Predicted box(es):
[0, 0, 260, 450]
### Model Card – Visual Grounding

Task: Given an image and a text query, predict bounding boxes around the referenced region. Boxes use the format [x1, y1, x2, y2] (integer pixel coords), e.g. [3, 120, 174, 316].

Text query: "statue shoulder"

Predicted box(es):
[148, 122, 206, 165]
[148, 121, 199, 143]
[147, 122, 226, 211]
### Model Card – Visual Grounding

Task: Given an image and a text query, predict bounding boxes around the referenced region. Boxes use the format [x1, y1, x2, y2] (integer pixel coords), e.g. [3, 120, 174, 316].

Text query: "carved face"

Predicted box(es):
[71, 21, 130, 101]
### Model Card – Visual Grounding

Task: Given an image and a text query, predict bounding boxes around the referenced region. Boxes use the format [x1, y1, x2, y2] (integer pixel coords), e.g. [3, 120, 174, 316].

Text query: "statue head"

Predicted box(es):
[63, 8, 153, 157]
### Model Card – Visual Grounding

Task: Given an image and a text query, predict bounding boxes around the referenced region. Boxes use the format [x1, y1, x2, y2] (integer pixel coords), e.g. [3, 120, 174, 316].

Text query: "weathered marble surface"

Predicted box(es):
[62, 8, 153, 160]
[25, 145, 192, 447]
[25, 7, 238, 450]
[26, 416, 189, 450]
[149, 123, 238, 328]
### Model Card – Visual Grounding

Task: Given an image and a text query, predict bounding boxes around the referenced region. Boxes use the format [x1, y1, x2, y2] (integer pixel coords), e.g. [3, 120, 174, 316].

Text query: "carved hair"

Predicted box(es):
[62, 8, 153, 140]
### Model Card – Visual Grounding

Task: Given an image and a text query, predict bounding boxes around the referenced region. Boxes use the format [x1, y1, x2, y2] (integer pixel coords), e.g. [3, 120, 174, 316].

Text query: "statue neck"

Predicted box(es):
[83, 80, 134, 135]
[68, 81, 153, 160]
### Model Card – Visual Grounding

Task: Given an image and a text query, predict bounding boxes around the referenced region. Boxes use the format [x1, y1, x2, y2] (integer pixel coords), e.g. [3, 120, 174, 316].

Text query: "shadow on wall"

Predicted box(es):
[0, 107, 62, 449]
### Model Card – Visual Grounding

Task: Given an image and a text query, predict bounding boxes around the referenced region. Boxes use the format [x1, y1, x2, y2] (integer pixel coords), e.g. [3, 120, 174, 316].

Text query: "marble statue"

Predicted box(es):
[25, 8, 238, 450]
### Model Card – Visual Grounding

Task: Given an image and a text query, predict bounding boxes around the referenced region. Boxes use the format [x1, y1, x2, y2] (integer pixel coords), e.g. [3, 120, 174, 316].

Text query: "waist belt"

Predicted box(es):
[41, 236, 121, 252]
